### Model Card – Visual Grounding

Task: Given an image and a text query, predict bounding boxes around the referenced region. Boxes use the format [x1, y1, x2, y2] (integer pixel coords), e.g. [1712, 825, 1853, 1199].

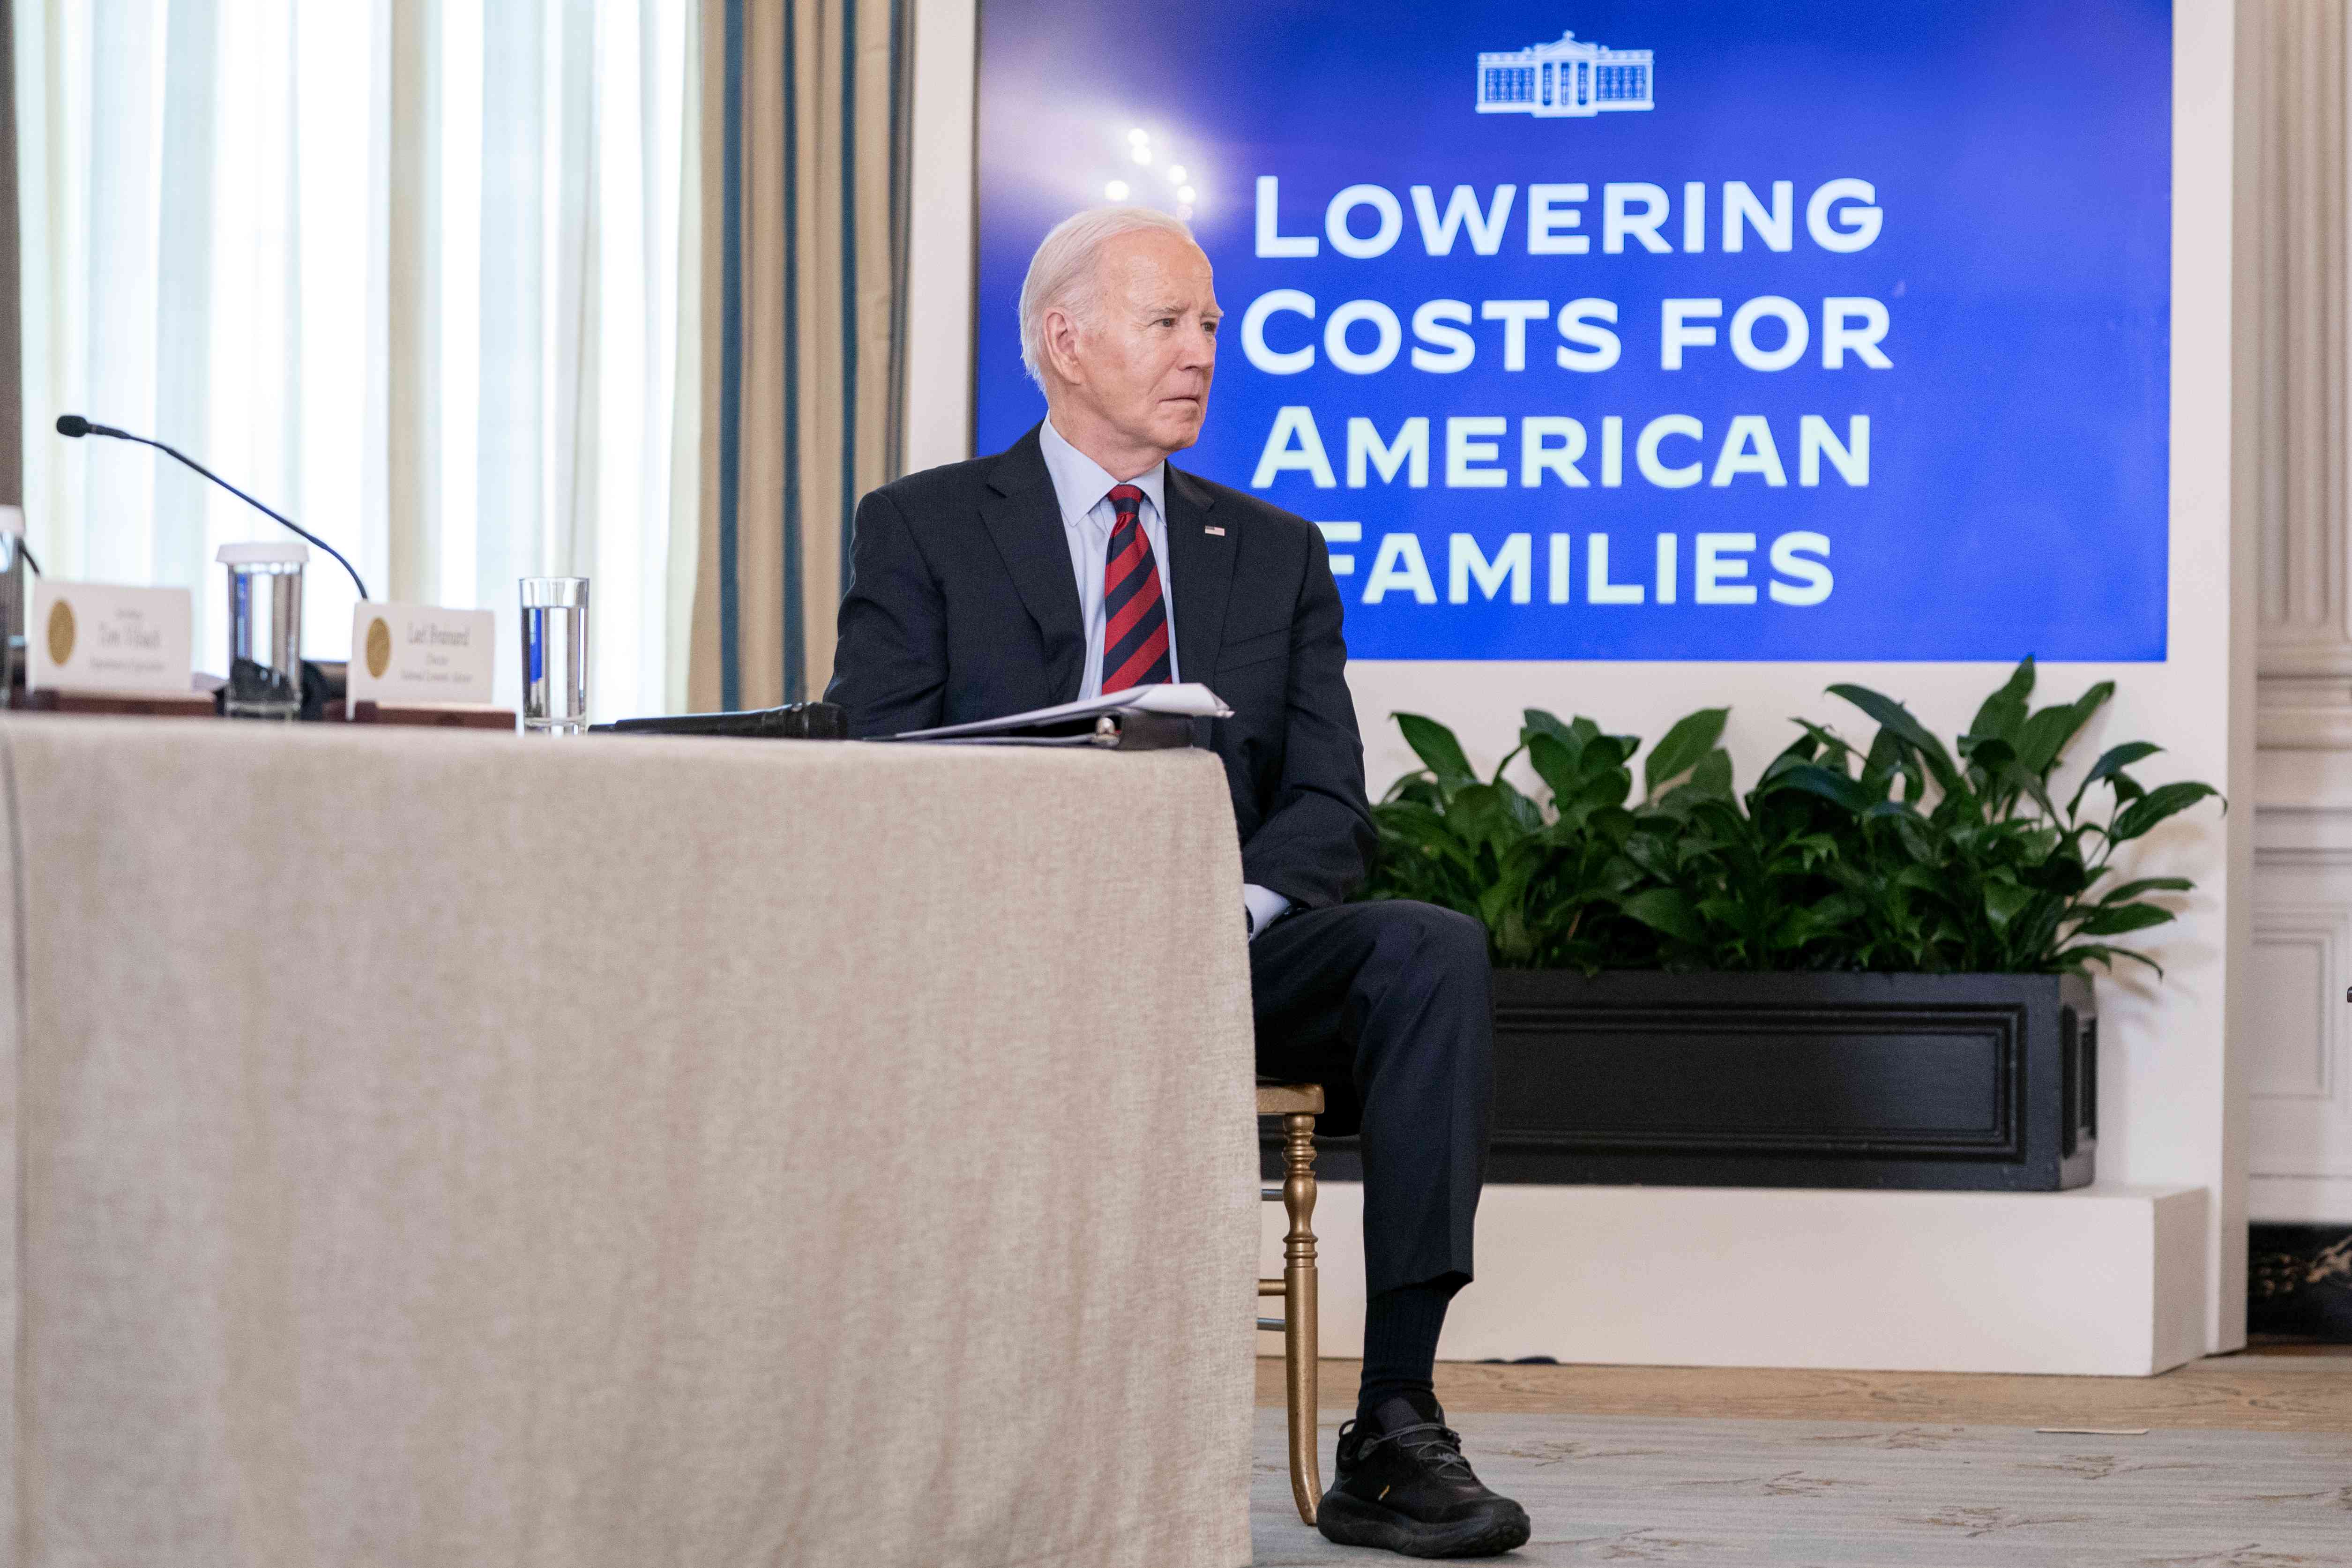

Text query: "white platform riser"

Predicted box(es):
[1262, 1181, 2209, 1378]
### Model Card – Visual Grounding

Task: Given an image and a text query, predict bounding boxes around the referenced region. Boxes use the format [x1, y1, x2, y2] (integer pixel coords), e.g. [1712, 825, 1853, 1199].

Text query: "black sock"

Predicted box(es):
[1356, 1274, 1464, 1428]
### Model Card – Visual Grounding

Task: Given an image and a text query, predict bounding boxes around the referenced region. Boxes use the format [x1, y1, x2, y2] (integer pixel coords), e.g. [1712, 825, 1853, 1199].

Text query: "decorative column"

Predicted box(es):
[2248, 0, 2352, 1227]
[2252, 0, 2351, 747]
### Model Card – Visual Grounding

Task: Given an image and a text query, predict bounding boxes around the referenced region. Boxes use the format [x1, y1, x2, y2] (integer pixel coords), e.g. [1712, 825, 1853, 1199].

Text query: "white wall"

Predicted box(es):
[2247, 762, 2352, 1221]
[907, 0, 2253, 1352]
[904, 0, 977, 478]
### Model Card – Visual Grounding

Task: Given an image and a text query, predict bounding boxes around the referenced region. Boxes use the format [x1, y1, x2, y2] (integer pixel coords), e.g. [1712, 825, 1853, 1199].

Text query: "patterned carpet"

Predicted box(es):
[1251, 1408, 2352, 1565]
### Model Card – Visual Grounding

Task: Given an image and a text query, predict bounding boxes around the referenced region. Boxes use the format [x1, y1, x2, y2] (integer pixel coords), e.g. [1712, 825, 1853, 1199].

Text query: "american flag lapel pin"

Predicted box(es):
[1205, 525, 1225, 536]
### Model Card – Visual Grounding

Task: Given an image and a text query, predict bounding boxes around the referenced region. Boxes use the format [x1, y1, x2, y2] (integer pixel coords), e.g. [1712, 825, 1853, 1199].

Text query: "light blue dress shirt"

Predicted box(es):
[1037, 416, 1179, 698]
[1037, 417, 1290, 940]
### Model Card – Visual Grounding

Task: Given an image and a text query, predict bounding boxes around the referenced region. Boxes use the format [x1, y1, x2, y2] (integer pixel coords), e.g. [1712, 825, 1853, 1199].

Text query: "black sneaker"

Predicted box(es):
[1316, 1396, 1531, 1558]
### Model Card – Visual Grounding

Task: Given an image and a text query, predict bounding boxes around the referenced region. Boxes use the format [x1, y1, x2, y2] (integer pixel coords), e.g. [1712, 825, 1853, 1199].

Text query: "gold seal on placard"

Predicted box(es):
[365, 616, 393, 679]
[45, 600, 75, 666]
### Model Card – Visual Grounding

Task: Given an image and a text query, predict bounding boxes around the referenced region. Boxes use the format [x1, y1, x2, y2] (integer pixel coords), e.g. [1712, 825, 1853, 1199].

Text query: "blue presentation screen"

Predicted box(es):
[973, 2, 2173, 662]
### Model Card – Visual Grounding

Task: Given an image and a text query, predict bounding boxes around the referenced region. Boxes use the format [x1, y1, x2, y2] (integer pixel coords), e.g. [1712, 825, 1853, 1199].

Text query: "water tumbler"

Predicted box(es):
[218, 541, 307, 720]
[520, 576, 589, 733]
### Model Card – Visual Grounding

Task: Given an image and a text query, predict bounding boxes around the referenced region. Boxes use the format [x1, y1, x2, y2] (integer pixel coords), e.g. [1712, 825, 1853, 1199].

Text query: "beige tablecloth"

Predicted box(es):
[0, 717, 1258, 1568]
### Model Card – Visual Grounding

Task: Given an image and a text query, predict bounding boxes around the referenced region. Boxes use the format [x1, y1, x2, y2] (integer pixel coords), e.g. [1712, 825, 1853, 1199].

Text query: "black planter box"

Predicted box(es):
[1266, 971, 2096, 1192]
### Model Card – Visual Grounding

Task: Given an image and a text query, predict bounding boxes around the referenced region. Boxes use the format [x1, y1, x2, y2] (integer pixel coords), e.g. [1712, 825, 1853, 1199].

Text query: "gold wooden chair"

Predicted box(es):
[1256, 1080, 1323, 1523]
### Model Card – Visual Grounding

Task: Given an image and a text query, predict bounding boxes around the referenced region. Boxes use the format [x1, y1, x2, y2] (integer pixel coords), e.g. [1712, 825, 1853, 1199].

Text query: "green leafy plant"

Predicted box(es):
[1362, 658, 2222, 975]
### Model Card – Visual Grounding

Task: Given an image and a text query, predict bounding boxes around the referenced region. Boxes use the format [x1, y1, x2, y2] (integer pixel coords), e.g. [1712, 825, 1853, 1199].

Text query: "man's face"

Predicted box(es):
[1050, 229, 1220, 457]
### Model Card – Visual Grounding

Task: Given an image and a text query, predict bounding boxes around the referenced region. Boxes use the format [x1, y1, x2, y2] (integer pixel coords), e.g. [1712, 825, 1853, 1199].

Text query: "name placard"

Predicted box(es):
[347, 602, 495, 707]
[29, 581, 194, 694]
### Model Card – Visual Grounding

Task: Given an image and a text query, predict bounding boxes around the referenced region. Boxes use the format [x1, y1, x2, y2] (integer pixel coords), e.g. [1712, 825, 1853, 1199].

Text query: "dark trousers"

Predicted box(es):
[1249, 900, 1494, 1297]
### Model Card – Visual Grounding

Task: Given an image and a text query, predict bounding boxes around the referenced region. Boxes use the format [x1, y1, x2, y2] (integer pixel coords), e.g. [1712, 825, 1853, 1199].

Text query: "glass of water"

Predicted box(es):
[519, 576, 589, 734]
[218, 541, 308, 720]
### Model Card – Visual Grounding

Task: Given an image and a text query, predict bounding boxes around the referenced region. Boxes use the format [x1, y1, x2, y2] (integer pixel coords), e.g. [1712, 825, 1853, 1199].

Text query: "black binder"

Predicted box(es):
[877, 683, 1229, 750]
[896, 707, 1195, 750]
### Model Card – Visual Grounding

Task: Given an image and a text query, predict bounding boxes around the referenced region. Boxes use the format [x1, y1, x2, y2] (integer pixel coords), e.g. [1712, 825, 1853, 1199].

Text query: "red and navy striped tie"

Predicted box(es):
[1100, 483, 1171, 692]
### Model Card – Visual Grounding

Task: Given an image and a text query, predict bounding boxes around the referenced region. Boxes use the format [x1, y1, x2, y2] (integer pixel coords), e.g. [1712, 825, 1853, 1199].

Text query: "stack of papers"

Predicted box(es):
[884, 683, 1233, 746]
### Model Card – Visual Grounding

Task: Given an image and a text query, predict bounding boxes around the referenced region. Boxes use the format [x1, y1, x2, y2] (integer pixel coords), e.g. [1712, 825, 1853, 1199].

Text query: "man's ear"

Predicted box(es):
[1040, 305, 1088, 388]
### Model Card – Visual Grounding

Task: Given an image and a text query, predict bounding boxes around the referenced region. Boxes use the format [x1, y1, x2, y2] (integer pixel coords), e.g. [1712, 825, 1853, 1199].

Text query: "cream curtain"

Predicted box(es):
[687, 0, 912, 710]
[13, 0, 695, 722]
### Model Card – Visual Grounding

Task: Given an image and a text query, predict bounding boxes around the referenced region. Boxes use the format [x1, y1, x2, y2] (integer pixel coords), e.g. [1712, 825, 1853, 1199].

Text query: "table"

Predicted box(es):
[0, 717, 1258, 1567]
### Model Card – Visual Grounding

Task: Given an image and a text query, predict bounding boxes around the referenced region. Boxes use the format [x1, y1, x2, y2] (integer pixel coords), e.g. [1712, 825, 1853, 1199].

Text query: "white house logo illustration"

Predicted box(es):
[1475, 29, 1653, 118]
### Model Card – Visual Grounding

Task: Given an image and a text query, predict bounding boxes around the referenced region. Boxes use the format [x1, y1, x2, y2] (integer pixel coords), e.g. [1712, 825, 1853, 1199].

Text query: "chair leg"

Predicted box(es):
[1281, 1109, 1321, 1524]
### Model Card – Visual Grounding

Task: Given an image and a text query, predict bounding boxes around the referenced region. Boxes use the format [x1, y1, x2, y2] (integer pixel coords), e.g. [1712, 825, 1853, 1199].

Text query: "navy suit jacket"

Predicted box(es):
[824, 423, 1376, 912]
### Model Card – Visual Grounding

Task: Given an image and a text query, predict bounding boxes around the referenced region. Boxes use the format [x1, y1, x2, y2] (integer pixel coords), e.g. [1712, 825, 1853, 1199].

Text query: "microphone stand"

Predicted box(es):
[54, 415, 370, 601]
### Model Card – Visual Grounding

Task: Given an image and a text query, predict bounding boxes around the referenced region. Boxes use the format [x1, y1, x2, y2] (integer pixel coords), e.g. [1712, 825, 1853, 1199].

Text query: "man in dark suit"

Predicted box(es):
[826, 206, 1528, 1558]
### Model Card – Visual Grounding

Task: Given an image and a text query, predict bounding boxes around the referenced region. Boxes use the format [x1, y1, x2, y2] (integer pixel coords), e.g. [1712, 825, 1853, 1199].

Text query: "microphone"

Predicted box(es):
[56, 413, 370, 601]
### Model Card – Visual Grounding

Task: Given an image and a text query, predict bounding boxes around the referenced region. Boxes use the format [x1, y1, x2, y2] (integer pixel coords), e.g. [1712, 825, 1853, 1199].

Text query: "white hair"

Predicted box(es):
[1018, 205, 1197, 390]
